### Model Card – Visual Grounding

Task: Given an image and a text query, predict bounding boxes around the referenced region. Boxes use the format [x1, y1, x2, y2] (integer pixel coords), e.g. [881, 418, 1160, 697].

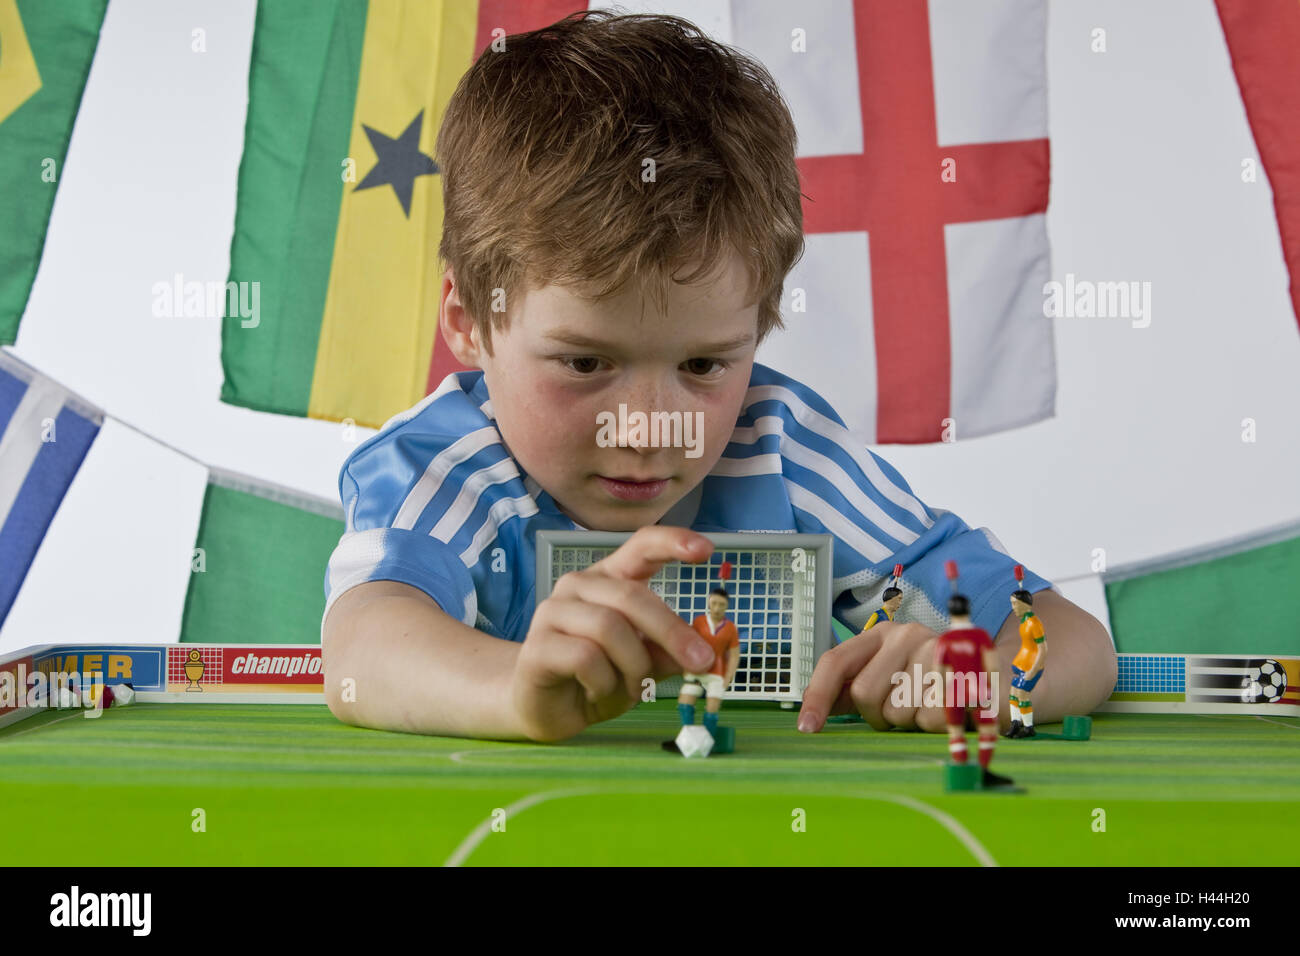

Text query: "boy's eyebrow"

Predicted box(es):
[542, 330, 756, 353]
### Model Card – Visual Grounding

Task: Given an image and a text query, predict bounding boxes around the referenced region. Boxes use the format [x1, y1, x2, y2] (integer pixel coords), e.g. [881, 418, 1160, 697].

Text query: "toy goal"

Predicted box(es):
[534, 531, 834, 705]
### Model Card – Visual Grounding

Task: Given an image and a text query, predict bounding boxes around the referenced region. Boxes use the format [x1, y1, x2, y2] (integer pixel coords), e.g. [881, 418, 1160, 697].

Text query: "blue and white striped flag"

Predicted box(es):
[0, 350, 102, 624]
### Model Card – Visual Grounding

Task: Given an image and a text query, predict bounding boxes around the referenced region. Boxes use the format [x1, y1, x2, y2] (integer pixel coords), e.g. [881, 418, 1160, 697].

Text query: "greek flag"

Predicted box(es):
[0, 350, 101, 624]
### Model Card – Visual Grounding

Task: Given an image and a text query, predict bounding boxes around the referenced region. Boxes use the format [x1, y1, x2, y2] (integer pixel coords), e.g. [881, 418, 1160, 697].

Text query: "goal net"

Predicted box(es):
[535, 531, 833, 704]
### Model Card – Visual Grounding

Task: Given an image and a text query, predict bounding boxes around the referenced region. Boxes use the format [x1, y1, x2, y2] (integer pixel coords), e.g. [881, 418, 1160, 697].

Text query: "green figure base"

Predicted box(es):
[1015, 715, 1093, 741]
[943, 762, 1025, 794]
[944, 763, 982, 791]
[708, 725, 736, 754]
[826, 714, 865, 724]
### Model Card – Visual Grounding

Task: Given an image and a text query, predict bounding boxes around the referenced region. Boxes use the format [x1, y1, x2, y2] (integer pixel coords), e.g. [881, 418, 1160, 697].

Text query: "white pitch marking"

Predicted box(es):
[1255, 715, 1299, 730]
[448, 746, 543, 764]
[444, 789, 591, 867]
[59, 738, 481, 761]
[3, 712, 85, 739]
[853, 791, 998, 867]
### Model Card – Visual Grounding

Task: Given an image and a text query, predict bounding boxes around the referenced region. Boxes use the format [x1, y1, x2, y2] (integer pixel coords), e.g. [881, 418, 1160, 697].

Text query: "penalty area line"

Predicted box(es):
[853, 791, 998, 867]
[443, 788, 593, 867]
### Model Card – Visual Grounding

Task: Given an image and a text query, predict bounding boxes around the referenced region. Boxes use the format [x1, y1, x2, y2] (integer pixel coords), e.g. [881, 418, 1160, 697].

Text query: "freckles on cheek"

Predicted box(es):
[706, 385, 746, 445]
[532, 378, 600, 439]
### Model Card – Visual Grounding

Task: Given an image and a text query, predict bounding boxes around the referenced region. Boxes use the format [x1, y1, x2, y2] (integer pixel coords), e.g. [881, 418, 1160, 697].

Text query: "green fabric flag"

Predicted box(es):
[180, 471, 344, 645]
[1105, 523, 1300, 655]
[0, 0, 108, 343]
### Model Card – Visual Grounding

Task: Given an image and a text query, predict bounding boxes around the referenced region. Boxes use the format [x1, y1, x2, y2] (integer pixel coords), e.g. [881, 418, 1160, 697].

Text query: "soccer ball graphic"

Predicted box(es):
[1243, 660, 1287, 703]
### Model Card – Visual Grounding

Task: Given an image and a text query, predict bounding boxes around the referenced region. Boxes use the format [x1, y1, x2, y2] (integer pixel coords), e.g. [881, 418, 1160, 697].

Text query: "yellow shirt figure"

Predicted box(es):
[863, 606, 895, 631]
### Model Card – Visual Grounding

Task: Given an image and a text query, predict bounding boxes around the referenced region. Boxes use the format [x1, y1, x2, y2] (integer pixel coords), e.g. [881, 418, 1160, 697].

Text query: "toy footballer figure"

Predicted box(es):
[664, 561, 740, 755]
[860, 564, 904, 636]
[835, 564, 904, 645]
[1006, 565, 1046, 738]
[679, 587, 739, 734]
[935, 561, 1014, 790]
[828, 564, 904, 723]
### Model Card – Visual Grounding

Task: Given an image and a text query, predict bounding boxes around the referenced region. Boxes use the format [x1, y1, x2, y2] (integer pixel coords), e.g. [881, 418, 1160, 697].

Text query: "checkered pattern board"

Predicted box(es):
[167, 645, 224, 689]
[542, 537, 824, 702]
[1114, 654, 1186, 696]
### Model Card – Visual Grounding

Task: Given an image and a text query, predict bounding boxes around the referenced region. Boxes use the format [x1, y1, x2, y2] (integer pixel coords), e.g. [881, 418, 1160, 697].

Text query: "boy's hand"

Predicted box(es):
[511, 526, 718, 742]
[797, 620, 951, 734]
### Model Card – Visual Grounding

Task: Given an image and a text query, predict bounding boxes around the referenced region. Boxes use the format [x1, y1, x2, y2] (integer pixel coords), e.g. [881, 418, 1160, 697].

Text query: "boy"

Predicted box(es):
[321, 11, 1116, 742]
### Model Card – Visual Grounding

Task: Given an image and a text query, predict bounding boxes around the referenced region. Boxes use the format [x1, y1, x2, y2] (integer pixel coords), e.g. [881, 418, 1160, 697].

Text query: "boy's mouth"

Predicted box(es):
[596, 475, 671, 502]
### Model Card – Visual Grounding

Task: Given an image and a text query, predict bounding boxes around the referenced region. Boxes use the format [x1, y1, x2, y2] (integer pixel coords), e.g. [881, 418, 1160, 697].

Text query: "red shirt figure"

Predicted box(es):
[935, 561, 1015, 790]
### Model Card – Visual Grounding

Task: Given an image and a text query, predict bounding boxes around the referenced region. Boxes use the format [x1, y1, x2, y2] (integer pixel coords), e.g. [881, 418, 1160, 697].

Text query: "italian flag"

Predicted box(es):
[221, 0, 576, 428]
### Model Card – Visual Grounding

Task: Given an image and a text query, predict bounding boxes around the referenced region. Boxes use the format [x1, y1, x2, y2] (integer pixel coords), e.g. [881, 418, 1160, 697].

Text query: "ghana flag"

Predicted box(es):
[221, 0, 576, 428]
[0, 0, 108, 344]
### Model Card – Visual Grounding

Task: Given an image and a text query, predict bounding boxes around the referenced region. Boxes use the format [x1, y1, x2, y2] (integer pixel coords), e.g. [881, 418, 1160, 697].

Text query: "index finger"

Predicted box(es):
[796, 627, 885, 733]
[556, 570, 717, 675]
[588, 525, 714, 582]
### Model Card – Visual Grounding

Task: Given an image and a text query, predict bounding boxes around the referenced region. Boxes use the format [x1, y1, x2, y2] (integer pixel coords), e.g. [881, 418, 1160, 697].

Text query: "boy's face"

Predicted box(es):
[707, 594, 729, 619]
[441, 249, 759, 531]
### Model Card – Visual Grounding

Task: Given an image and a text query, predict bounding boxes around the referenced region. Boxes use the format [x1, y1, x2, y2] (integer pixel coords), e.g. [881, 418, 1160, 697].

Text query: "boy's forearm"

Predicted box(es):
[322, 581, 527, 739]
[992, 589, 1116, 726]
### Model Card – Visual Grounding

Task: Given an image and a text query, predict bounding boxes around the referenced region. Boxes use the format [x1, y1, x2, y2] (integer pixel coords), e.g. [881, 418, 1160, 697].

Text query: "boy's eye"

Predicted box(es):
[561, 356, 606, 374]
[681, 358, 726, 377]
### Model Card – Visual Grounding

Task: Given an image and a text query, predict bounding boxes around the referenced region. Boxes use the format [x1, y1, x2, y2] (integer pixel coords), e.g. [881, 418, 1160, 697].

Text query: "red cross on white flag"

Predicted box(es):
[742, 0, 1056, 443]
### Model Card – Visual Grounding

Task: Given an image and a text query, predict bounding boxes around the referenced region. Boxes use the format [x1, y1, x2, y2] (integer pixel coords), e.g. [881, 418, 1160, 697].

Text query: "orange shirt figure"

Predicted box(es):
[692, 613, 739, 677]
[1006, 565, 1047, 739]
[667, 587, 741, 755]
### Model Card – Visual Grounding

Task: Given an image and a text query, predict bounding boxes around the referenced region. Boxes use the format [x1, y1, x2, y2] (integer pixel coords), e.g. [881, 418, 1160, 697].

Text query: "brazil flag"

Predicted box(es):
[220, 0, 577, 428]
[0, 0, 108, 345]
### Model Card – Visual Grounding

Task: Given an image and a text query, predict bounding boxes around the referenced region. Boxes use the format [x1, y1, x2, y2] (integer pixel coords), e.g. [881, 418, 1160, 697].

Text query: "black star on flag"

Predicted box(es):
[354, 109, 439, 217]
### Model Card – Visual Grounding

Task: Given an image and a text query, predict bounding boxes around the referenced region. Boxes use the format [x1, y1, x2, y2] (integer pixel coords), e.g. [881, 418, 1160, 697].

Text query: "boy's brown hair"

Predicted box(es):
[436, 9, 804, 353]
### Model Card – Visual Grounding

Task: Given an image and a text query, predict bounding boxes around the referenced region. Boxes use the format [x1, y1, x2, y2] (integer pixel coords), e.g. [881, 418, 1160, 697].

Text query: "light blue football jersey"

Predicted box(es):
[323, 362, 1051, 642]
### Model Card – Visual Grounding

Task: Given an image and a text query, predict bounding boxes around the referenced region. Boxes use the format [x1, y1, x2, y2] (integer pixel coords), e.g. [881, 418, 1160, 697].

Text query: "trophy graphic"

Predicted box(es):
[183, 649, 205, 692]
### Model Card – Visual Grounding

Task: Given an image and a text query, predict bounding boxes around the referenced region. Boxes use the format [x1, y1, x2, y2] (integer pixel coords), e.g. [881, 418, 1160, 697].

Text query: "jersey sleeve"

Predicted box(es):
[726, 621, 740, 648]
[321, 430, 477, 633]
[830, 457, 1054, 640]
[763, 369, 1053, 640]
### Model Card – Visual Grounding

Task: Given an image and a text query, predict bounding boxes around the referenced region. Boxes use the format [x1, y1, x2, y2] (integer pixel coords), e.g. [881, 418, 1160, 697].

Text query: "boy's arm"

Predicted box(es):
[322, 528, 722, 742]
[989, 590, 1113, 726]
[322, 580, 527, 739]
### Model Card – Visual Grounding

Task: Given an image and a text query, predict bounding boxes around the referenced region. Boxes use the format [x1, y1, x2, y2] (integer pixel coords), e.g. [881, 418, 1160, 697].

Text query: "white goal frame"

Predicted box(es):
[535, 531, 834, 704]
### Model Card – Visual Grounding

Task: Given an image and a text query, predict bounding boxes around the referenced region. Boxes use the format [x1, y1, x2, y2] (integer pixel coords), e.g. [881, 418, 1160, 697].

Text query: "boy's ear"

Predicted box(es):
[439, 266, 484, 367]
